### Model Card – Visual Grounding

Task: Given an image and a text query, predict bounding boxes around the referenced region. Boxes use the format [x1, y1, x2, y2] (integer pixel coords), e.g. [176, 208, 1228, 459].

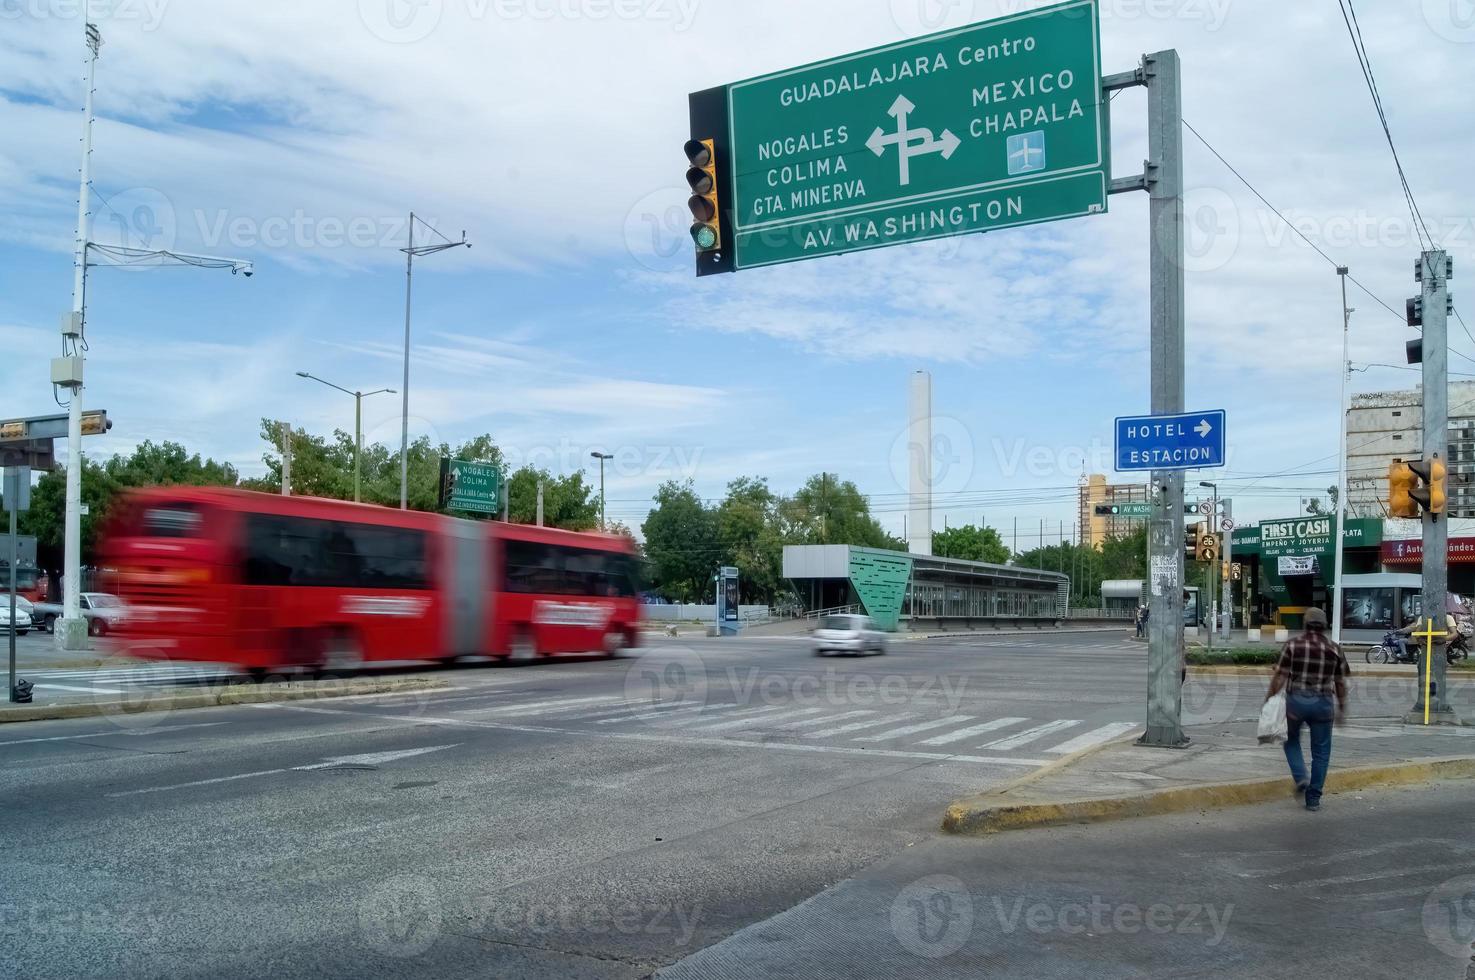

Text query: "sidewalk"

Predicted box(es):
[945, 717, 1475, 834]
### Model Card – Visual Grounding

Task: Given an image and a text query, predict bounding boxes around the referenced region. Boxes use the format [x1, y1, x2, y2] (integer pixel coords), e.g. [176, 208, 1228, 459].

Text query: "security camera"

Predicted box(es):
[242, 268, 253, 278]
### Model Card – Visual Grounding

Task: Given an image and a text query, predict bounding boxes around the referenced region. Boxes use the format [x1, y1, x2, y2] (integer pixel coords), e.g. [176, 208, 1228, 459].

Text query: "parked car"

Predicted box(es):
[812, 614, 887, 657]
[31, 592, 128, 636]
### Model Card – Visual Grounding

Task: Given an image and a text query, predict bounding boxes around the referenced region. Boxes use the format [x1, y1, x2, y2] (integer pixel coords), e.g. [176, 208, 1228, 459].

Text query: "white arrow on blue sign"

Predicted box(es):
[1114, 410, 1227, 472]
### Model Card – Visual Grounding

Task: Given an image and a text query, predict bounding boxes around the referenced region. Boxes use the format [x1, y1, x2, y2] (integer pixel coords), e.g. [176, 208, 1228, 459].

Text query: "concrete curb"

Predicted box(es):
[0, 677, 448, 724]
[1187, 664, 1427, 678]
[914, 628, 1130, 640]
[942, 754, 1475, 836]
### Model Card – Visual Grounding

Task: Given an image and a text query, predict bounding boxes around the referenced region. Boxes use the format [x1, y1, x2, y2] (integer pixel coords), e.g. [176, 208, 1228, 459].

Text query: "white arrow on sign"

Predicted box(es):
[866, 94, 961, 188]
[293, 744, 460, 771]
[1195, 418, 1213, 438]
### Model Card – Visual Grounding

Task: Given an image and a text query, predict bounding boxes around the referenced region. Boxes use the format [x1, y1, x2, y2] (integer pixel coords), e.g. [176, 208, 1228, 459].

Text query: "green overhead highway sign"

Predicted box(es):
[713, 0, 1107, 270]
[441, 458, 502, 516]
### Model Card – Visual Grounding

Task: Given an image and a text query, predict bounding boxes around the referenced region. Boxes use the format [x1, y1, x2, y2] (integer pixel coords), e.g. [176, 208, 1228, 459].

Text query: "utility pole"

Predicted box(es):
[280, 422, 292, 496]
[399, 213, 470, 510]
[1221, 499, 1233, 641]
[294, 372, 395, 503]
[590, 452, 613, 530]
[536, 480, 545, 527]
[1407, 249, 1459, 724]
[1332, 267, 1353, 645]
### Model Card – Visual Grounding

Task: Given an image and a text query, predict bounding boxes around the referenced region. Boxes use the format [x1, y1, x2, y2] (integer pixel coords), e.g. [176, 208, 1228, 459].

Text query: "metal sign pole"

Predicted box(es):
[1140, 50, 1188, 748]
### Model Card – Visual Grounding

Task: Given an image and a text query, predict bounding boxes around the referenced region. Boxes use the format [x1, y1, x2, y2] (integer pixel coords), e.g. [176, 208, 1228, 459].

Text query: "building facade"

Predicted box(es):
[1345, 381, 1475, 519]
[1077, 474, 1151, 549]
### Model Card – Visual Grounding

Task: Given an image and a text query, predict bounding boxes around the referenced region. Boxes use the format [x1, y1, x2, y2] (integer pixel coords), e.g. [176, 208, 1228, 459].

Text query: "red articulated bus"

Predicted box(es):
[100, 486, 643, 674]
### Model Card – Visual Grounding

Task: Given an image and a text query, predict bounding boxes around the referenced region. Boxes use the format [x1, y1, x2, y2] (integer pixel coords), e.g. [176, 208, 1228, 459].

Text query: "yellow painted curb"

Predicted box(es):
[942, 754, 1475, 836]
[1186, 665, 1428, 678]
[0, 676, 447, 724]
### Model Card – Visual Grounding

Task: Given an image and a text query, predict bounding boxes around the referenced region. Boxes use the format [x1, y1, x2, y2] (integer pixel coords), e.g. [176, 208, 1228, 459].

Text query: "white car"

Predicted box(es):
[31, 592, 128, 637]
[1, 599, 31, 636]
[812, 614, 887, 657]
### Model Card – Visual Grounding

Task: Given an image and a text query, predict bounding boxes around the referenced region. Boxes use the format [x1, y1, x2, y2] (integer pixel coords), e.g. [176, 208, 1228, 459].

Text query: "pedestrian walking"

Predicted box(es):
[1264, 607, 1348, 812]
[1134, 604, 1145, 638]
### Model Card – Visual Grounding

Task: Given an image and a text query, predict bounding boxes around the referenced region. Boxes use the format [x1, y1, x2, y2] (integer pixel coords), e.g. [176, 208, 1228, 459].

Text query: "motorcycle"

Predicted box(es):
[1365, 629, 1469, 665]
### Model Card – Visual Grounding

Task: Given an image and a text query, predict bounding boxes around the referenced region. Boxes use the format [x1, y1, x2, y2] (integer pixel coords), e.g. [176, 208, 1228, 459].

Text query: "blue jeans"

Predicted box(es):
[1283, 691, 1335, 805]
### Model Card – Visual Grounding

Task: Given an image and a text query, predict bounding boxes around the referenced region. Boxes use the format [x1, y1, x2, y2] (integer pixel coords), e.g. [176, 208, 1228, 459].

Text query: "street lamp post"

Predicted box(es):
[590, 452, 613, 530]
[295, 372, 395, 503]
[399, 213, 469, 510]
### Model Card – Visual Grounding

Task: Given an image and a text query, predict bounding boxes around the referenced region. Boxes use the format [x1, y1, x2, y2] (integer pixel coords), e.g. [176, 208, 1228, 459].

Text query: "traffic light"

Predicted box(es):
[685, 138, 721, 253]
[1197, 530, 1219, 563]
[1409, 455, 1448, 516]
[1407, 296, 1423, 327]
[79, 410, 111, 436]
[1232, 563, 1243, 582]
[1185, 523, 1201, 561]
[1389, 460, 1418, 518]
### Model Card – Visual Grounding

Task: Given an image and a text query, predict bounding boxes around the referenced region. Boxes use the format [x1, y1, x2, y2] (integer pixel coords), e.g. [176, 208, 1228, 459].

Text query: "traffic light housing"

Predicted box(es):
[1409, 455, 1448, 516]
[1389, 460, 1418, 518]
[1185, 523, 1201, 561]
[685, 138, 721, 254]
[79, 410, 111, 436]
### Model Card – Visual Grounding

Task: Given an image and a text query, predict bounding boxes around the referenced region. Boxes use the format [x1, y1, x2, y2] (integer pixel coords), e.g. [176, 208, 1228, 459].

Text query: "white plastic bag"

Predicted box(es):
[1257, 692, 1287, 745]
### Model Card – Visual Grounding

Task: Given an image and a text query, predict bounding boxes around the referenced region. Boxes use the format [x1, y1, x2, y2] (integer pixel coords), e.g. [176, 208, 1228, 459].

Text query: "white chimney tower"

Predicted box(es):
[908, 371, 933, 556]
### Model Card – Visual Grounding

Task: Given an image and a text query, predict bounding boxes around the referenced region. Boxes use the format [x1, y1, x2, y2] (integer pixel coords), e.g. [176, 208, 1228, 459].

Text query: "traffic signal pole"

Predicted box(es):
[1407, 249, 1458, 725]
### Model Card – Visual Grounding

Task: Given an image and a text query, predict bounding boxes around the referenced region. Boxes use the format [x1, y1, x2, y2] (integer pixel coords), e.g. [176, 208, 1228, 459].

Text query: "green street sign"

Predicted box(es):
[723, 0, 1107, 269]
[443, 458, 502, 515]
[1096, 503, 1152, 518]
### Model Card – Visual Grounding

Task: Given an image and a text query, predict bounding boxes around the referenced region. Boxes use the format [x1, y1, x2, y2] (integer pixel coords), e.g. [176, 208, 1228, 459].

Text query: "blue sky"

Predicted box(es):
[2, 0, 1473, 546]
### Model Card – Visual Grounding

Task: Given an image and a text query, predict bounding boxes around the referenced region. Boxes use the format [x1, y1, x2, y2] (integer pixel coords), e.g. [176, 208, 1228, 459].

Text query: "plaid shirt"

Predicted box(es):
[1275, 630, 1350, 697]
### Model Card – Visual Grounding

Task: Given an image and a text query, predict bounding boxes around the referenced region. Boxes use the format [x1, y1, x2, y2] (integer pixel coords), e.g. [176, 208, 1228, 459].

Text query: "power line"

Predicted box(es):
[1336, 0, 1436, 250]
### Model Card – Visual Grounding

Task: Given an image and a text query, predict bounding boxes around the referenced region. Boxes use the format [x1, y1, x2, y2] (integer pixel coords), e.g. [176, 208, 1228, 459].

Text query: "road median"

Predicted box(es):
[944, 718, 1475, 836]
[0, 675, 448, 725]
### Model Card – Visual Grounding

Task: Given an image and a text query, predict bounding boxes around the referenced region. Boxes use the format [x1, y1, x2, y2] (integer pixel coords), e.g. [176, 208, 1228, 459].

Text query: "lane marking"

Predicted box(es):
[803, 714, 917, 739]
[681, 706, 798, 732]
[1045, 722, 1139, 755]
[688, 706, 827, 732]
[0, 722, 229, 748]
[917, 717, 1028, 747]
[107, 743, 460, 797]
[981, 719, 1082, 750]
[852, 715, 975, 743]
[294, 744, 459, 770]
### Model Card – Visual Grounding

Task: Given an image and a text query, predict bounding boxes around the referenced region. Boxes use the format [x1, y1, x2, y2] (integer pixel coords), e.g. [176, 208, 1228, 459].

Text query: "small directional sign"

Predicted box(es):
[1114, 410, 1227, 473]
[1094, 502, 1152, 518]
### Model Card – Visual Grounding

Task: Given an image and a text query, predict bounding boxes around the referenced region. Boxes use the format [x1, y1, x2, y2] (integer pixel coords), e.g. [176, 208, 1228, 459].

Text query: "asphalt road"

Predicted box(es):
[2, 631, 1469, 978]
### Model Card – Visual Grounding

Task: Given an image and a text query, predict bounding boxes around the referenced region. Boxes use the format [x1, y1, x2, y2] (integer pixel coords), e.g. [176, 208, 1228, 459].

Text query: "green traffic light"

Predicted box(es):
[691, 224, 718, 250]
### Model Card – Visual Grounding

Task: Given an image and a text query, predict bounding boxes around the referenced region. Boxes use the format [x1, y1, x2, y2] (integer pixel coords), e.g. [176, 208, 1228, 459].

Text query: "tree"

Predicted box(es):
[933, 524, 1009, 564]
[642, 480, 718, 602]
[716, 477, 785, 603]
[782, 473, 903, 551]
[505, 467, 599, 530]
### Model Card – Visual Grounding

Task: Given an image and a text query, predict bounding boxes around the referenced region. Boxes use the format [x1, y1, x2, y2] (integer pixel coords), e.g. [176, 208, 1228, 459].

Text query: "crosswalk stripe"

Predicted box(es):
[682, 706, 795, 732]
[852, 715, 975, 743]
[802, 714, 915, 739]
[781, 710, 875, 730]
[982, 719, 1082, 750]
[594, 703, 736, 724]
[462, 696, 620, 716]
[754, 707, 830, 728]
[1045, 722, 1139, 755]
[917, 717, 1028, 747]
[37, 683, 127, 694]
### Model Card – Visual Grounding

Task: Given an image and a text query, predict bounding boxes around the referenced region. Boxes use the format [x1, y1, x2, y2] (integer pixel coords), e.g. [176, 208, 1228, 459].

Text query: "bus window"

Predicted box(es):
[142, 503, 204, 537]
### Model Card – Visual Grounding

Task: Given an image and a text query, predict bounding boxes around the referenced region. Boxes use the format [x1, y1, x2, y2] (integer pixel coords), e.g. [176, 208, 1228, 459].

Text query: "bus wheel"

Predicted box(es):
[509, 630, 538, 664]
[601, 631, 625, 658]
[317, 629, 363, 676]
